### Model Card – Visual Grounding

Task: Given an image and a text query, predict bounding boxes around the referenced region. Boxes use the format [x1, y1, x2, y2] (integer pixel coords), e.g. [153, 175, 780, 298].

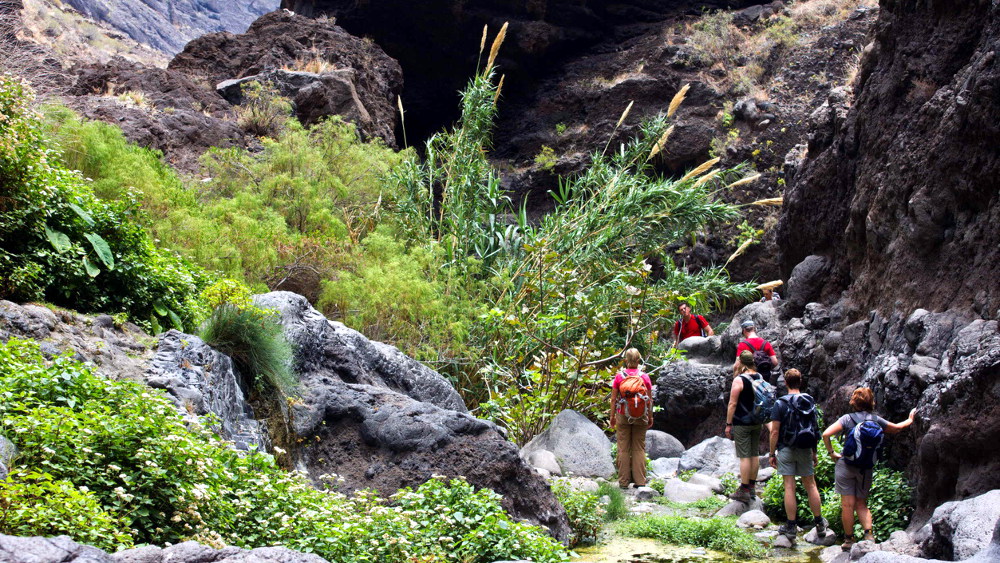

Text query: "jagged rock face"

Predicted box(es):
[169, 10, 402, 145]
[280, 0, 767, 149]
[65, 57, 246, 171]
[0, 300, 153, 381]
[777, 0, 1000, 318]
[254, 292, 571, 541]
[146, 331, 266, 451]
[61, 0, 279, 54]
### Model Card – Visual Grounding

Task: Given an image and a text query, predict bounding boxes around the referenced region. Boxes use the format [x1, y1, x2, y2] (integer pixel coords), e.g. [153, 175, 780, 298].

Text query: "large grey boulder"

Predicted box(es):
[146, 331, 266, 451]
[914, 489, 1000, 560]
[679, 436, 740, 477]
[0, 435, 15, 481]
[525, 450, 562, 476]
[650, 457, 680, 479]
[253, 292, 569, 540]
[652, 360, 731, 445]
[661, 478, 714, 503]
[645, 430, 684, 459]
[521, 409, 615, 479]
[784, 255, 831, 315]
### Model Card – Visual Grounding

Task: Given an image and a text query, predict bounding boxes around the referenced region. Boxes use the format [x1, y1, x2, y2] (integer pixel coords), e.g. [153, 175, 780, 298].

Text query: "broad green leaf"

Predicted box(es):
[84, 233, 115, 270]
[82, 256, 100, 277]
[167, 309, 183, 331]
[152, 302, 169, 317]
[68, 203, 95, 226]
[44, 226, 72, 253]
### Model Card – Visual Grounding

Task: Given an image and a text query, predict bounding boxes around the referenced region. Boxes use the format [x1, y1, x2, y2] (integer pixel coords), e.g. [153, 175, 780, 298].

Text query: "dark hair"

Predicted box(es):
[784, 368, 802, 390]
[850, 387, 875, 412]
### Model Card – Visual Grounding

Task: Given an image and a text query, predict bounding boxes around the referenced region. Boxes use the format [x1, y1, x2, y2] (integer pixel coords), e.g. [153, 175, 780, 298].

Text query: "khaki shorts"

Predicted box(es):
[733, 424, 762, 458]
[777, 447, 814, 476]
[834, 458, 873, 498]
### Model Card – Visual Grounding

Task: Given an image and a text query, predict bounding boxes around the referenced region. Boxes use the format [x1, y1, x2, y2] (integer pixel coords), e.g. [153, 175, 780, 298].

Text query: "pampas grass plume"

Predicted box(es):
[679, 157, 720, 183]
[486, 22, 509, 72]
[667, 84, 690, 119]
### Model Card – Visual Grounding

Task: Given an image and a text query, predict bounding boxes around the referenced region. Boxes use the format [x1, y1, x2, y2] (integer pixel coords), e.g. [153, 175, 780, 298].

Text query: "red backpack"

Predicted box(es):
[618, 373, 650, 423]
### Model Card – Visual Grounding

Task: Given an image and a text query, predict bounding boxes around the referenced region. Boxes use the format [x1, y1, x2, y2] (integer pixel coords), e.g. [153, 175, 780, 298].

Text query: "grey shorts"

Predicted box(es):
[733, 424, 762, 458]
[776, 447, 814, 476]
[834, 458, 873, 498]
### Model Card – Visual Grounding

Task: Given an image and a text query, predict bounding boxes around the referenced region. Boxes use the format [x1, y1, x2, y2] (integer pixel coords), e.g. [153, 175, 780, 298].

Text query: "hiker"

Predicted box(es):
[821, 387, 916, 551]
[725, 350, 774, 502]
[672, 302, 714, 347]
[760, 287, 781, 302]
[734, 319, 779, 383]
[769, 369, 824, 541]
[610, 348, 653, 489]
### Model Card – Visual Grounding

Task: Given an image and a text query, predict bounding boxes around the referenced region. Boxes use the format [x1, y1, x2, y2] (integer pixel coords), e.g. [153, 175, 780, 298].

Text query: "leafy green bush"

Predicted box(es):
[235, 81, 293, 137]
[551, 480, 603, 546]
[0, 470, 133, 551]
[597, 481, 628, 522]
[616, 514, 767, 559]
[822, 466, 914, 542]
[0, 338, 568, 562]
[200, 303, 296, 396]
[0, 75, 208, 331]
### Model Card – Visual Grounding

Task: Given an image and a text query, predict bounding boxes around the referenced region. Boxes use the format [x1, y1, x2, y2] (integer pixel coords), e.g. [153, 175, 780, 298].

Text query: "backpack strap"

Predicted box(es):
[741, 339, 760, 353]
[695, 315, 707, 328]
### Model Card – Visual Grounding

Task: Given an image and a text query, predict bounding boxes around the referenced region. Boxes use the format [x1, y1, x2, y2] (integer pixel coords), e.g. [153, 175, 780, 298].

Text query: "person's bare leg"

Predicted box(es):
[740, 456, 754, 485]
[802, 474, 822, 516]
[783, 475, 798, 520]
[841, 495, 856, 534]
[857, 497, 873, 532]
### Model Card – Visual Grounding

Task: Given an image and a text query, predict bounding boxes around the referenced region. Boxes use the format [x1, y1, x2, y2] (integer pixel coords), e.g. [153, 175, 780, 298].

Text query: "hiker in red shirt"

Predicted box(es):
[672, 303, 714, 347]
[734, 319, 779, 382]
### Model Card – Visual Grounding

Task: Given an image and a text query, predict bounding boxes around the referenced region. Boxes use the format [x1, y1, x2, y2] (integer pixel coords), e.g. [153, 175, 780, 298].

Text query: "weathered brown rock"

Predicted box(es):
[778, 0, 1000, 318]
[170, 10, 401, 145]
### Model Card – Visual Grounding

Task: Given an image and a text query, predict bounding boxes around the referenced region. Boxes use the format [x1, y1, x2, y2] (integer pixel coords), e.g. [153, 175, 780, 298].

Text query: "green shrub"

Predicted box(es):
[551, 480, 603, 546]
[0, 338, 569, 562]
[235, 81, 293, 137]
[648, 479, 665, 495]
[0, 470, 133, 551]
[0, 75, 208, 331]
[597, 481, 628, 522]
[762, 440, 837, 522]
[200, 303, 296, 396]
[616, 514, 767, 559]
[822, 466, 914, 542]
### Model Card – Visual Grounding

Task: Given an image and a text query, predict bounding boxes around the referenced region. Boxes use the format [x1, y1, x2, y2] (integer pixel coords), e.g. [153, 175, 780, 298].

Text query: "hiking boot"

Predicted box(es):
[863, 530, 875, 542]
[841, 535, 855, 551]
[778, 521, 797, 539]
[814, 516, 826, 535]
[728, 485, 752, 503]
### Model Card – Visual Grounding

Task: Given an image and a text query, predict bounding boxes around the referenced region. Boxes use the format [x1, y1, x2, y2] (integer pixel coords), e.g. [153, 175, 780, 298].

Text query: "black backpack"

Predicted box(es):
[741, 339, 773, 377]
[779, 393, 819, 449]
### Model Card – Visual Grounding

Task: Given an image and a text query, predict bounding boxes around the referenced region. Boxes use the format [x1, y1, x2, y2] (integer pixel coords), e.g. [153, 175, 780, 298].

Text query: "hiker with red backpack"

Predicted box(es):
[672, 303, 714, 347]
[821, 387, 916, 551]
[734, 319, 779, 383]
[725, 350, 776, 502]
[769, 369, 825, 542]
[609, 348, 653, 489]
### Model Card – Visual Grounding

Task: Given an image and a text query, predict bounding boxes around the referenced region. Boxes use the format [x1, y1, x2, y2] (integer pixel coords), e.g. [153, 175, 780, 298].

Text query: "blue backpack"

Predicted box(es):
[739, 373, 776, 425]
[843, 413, 884, 469]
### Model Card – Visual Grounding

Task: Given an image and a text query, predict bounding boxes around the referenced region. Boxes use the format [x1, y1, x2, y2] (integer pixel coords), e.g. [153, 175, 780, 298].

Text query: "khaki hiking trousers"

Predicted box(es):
[615, 412, 648, 487]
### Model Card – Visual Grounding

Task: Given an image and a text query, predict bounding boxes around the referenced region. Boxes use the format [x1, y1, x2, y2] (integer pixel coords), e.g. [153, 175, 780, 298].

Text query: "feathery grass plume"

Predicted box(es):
[750, 196, 783, 206]
[678, 156, 721, 183]
[692, 169, 720, 189]
[397, 95, 407, 148]
[616, 100, 635, 129]
[480, 24, 488, 56]
[494, 74, 505, 105]
[485, 22, 509, 72]
[725, 173, 761, 189]
[667, 83, 691, 119]
[646, 125, 674, 161]
[724, 237, 755, 268]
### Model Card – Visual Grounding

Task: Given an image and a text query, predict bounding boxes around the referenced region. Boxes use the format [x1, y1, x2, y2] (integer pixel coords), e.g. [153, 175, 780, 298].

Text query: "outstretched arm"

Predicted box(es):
[885, 409, 917, 434]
